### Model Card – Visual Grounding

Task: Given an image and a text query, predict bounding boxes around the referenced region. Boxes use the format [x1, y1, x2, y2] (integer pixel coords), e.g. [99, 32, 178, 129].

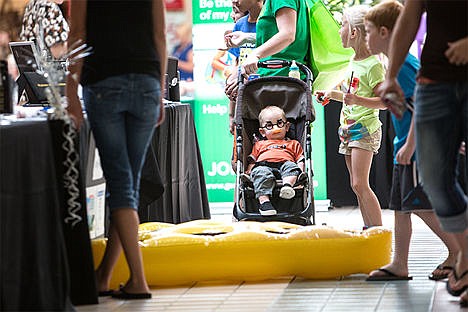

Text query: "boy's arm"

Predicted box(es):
[396, 114, 416, 165]
[379, 0, 424, 100]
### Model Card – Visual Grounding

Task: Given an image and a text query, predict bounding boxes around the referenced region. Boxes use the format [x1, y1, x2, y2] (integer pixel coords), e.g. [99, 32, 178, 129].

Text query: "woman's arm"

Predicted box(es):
[242, 7, 297, 75]
[152, 0, 167, 126]
[254, 8, 296, 60]
[65, 0, 87, 129]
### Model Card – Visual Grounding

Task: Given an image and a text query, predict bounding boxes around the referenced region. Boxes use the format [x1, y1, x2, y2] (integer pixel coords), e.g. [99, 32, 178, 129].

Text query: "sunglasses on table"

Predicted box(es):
[261, 119, 287, 130]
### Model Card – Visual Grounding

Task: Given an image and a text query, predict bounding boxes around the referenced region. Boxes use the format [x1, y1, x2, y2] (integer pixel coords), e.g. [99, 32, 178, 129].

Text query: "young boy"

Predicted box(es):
[246, 106, 304, 216]
[364, 0, 458, 281]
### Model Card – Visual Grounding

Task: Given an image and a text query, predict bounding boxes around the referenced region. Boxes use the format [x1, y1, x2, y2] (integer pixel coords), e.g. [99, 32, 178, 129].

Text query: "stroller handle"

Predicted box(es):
[237, 59, 314, 84]
[258, 60, 313, 83]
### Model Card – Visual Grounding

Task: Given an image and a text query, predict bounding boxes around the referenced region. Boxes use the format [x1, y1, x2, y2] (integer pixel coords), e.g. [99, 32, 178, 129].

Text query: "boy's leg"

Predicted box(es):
[251, 166, 275, 202]
[369, 211, 412, 277]
[280, 161, 301, 186]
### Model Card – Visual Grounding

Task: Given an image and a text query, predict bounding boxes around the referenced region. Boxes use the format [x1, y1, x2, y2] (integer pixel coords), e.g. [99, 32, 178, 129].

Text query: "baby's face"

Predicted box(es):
[259, 111, 289, 140]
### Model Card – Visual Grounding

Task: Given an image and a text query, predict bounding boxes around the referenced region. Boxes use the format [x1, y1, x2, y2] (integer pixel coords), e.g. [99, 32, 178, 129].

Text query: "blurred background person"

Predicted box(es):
[20, 0, 69, 60]
[171, 21, 193, 82]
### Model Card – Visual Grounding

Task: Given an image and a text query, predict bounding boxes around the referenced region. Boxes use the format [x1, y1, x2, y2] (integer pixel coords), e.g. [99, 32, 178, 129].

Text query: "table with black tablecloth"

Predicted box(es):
[139, 102, 210, 223]
[0, 118, 97, 311]
[0, 103, 210, 310]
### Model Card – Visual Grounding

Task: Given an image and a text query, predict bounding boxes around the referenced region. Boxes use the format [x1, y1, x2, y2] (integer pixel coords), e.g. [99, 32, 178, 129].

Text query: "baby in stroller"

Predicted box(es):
[245, 106, 305, 216]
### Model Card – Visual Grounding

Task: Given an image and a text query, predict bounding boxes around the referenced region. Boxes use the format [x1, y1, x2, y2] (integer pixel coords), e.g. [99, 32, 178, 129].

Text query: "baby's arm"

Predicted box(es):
[245, 163, 255, 174]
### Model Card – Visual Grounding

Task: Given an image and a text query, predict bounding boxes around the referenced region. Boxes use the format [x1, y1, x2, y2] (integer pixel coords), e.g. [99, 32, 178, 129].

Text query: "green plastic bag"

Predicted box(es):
[306, 0, 354, 91]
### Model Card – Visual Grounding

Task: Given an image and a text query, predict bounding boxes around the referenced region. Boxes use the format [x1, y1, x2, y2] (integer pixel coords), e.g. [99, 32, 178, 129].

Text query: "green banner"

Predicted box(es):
[193, 0, 233, 24]
[192, 0, 329, 202]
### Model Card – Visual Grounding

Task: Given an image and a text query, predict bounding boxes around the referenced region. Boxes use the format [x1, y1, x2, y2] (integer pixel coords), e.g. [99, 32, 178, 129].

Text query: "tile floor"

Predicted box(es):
[76, 205, 466, 311]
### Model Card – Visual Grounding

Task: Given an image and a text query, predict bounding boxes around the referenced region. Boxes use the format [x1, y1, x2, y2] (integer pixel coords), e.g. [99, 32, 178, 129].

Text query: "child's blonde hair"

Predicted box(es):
[343, 5, 370, 45]
[365, 0, 403, 31]
[259, 106, 286, 125]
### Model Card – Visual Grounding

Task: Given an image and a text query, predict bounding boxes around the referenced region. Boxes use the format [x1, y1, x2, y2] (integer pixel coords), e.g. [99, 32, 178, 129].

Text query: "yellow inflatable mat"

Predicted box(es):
[91, 220, 392, 287]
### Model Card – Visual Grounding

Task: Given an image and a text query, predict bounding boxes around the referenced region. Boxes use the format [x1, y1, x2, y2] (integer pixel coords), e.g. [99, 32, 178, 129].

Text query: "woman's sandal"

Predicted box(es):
[428, 264, 453, 281]
[446, 270, 468, 296]
[461, 289, 468, 308]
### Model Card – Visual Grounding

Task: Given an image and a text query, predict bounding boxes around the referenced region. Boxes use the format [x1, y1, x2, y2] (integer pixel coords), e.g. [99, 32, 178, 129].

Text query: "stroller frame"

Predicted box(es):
[233, 60, 316, 225]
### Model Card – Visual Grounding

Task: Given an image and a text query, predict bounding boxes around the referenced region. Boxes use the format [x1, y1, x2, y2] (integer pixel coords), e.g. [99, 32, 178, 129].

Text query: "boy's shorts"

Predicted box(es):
[338, 128, 382, 155]
[389, 162, 433, 213]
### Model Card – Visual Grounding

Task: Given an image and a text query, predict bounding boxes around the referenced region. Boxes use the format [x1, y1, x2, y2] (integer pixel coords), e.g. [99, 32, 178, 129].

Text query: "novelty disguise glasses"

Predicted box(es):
[261, 119, 286, 130]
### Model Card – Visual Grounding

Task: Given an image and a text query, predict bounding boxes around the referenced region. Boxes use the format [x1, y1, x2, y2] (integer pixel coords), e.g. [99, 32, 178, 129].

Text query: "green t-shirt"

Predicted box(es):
[256, 0, 309, 77]
[338, 55, 385, 143]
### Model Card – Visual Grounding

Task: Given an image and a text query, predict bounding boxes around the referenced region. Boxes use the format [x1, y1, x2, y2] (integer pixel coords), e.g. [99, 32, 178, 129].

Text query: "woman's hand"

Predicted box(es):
[241, 53, 259, 75]
[66, 94, 84, 130]
[445, 37, 468, 66]
[377, 78, 404, 105]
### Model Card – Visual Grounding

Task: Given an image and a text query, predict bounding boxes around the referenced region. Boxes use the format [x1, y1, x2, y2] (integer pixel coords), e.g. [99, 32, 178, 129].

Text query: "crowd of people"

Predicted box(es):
[227, 0, 467, 306]
[1, 0, 466, 307]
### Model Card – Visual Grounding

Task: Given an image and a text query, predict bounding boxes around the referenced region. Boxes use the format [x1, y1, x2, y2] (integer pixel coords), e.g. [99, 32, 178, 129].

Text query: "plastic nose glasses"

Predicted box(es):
[261, 119, 286, 130]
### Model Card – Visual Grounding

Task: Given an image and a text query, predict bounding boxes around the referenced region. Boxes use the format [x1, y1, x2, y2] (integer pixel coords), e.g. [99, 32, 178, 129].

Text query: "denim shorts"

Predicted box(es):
[83, 74, 161, 211]
[414, 81, 467, 232]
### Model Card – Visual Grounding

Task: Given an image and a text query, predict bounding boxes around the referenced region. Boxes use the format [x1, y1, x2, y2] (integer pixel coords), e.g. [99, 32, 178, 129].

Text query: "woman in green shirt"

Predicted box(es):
[225, 0, 309, 77]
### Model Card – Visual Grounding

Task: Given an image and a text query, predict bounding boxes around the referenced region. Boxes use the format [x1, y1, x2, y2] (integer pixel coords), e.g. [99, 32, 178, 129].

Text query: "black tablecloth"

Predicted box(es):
[0, 119, 97, 310]
[139, 103, 210, 223]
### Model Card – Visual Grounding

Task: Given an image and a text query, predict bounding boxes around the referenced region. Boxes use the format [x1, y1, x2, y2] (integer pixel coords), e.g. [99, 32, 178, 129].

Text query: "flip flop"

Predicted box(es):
[461, 289, 468, 308]
[111, 288, 152, 300]
[98, 290, 114, 297]
[366, 268, 413, 281]
[446, 270, 468, 296]
[428, 264, 453, 281]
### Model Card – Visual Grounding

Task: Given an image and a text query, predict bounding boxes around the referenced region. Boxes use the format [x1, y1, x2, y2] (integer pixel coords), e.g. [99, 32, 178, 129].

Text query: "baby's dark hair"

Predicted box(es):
[365, 0, 403, 31]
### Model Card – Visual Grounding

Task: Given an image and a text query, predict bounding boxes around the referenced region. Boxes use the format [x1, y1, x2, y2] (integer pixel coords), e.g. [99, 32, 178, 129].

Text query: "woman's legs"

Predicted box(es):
[346, 148, 382, 226]
[86, 74, 160, 295]
[95, 222, 122, 292]
[95, 209, 150, 294]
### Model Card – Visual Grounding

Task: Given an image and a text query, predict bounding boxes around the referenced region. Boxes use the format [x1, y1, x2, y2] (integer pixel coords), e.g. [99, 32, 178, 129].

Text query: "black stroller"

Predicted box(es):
[232, 60, 316, 226]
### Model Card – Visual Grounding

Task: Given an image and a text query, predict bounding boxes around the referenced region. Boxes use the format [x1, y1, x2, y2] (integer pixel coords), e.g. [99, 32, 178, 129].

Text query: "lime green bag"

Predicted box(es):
[305, 0, 354, 91]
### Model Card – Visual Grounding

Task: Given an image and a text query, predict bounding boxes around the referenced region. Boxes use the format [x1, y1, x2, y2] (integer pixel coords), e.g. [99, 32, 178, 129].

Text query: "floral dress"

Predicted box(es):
[20, 0, 69, 54]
